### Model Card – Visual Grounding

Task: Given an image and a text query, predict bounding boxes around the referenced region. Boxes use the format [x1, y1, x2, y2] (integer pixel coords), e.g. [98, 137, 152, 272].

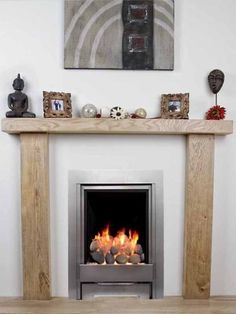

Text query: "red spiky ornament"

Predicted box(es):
[206, 105, 226, 120]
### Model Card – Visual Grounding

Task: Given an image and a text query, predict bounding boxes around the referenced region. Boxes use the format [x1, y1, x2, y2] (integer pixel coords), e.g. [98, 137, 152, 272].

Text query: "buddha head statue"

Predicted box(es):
[13, 74, 24, 91]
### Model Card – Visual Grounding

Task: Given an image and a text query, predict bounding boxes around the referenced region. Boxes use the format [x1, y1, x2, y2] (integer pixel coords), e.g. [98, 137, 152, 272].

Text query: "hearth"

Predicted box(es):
[68, 170, 163, 299]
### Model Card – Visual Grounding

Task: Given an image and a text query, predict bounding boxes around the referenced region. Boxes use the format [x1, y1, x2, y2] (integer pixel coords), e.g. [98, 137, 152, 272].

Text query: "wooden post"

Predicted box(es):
[183, 134, 215, 298]
[20, 133, 51, 300]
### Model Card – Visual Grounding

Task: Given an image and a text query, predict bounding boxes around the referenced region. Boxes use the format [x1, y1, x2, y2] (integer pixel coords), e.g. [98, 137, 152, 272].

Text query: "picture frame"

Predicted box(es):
[160, 93, 189, 119]
[43, 91, 72, 118]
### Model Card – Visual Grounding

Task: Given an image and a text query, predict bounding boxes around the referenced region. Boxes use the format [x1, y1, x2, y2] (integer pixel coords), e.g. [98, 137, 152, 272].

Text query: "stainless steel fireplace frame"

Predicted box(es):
[80, 184, 152, 265]
[68, 170, 164, 299]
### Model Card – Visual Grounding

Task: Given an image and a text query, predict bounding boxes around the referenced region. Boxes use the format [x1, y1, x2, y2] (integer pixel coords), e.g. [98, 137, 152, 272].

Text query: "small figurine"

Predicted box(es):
[6, 74, 36, 118]
[208, 69, 225, 105]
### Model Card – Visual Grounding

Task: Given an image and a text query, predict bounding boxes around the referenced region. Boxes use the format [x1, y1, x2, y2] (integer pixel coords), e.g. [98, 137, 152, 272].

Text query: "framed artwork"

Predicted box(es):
[43, 91, 72, 118]
[160, 93, 189, 119]
[64, 0, 174, 70]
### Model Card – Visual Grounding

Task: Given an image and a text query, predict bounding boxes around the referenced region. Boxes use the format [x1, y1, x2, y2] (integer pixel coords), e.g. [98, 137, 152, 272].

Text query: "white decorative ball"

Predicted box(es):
[135, 108, 147, 118]
[110, 106, 127, 120]
[81, 104, 97, 118]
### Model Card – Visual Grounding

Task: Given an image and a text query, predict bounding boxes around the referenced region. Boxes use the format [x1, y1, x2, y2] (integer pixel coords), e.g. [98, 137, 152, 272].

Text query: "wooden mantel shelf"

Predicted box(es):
[1, 118, 233, 135]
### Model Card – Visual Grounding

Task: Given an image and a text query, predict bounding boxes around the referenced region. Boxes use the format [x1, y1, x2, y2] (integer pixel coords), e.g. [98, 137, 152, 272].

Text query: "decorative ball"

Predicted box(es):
[81, 104, 97, 118]
[135, 108, 147, 118]
[110, 106, 127, 120]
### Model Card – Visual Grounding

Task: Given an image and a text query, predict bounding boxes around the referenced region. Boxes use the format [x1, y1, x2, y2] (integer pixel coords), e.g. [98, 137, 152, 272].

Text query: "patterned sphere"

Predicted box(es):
[135, 108, 147, 118]
[81, 104, 97, 118]
[110, 106, 127, 120]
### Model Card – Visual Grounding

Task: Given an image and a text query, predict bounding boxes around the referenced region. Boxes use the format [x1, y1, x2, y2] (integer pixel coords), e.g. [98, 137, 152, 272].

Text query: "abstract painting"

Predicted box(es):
[64, 0, 174, 70]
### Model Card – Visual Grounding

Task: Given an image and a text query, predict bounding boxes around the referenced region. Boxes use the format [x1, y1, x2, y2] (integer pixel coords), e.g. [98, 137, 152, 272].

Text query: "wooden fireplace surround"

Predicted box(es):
[1, 118, 233, 300]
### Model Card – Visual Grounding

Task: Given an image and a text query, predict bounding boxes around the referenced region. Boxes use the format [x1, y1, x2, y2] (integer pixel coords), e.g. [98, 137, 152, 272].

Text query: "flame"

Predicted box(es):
[94, 225, 113, 254]
[117, 228, 127, 246]
[92, 225, 140, 258]
[102, 225, 110, 242]
[129, 230, 139, 253]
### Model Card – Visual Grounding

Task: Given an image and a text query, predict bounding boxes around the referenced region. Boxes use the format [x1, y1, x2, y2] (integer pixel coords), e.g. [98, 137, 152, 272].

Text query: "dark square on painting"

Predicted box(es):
[128, 4, 149, 22]
[128, 36, 148, 52]
[64, 0, 174, 70]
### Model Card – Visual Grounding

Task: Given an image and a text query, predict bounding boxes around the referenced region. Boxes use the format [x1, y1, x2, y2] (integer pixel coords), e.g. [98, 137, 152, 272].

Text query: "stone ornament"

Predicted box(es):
[81, 104, 97, 118]
[135, 108, 147, 118]
[6, 74, 36, 118]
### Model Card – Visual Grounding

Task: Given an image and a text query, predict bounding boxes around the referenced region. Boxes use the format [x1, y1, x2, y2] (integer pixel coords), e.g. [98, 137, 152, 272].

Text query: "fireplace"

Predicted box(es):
[3, 118, 231, 299]
[68, 170, 164, 299]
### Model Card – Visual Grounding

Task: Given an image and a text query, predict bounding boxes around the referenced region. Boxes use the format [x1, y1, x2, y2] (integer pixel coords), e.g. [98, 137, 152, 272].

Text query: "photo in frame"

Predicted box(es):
[160, 93, 189, 119]
[43, 91, 72, 118]
[64, 0, 174, 70]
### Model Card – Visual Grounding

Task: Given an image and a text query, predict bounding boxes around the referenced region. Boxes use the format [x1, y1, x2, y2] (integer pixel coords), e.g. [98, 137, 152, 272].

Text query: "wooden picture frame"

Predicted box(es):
[161, 93, 189, 119]
[43, 91, 72, 118]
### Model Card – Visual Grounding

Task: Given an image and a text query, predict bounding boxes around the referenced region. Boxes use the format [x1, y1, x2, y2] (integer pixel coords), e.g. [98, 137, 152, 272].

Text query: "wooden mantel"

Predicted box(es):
[1, 118, 233, 135]
[1, 118, 233, 300]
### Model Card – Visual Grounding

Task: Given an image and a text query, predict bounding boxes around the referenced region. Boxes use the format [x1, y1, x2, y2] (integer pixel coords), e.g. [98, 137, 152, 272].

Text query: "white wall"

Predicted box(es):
[0, 0, 235, 297]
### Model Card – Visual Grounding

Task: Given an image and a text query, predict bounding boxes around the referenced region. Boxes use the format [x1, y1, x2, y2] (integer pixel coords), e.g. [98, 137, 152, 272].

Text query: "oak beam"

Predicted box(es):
[183, 134, 215, 298]
[20, 133, 51, 300]
[1, 118, 233, 135]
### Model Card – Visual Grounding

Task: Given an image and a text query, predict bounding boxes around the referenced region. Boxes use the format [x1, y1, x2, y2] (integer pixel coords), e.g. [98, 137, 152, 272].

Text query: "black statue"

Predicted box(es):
[6, 74, 36, 118]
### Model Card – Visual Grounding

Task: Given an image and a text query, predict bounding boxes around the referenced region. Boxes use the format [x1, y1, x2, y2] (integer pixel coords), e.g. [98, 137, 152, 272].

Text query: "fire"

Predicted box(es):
[129, 230, 139, 253]
[94, 225, 113, 255]
[94, 226, 139, 252]
[117, 229, 127, 246]
[95, 225, 110, 242]
[91, 225, 142, 264]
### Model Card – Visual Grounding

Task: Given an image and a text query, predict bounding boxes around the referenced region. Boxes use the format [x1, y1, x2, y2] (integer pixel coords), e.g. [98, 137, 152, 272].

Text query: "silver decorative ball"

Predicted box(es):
[135, 108, 147, 118]
[81, 104, 97, 118]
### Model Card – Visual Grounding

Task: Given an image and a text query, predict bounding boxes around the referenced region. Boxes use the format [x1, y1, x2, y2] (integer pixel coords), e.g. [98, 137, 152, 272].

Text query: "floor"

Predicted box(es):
[0, 297, 236, 314]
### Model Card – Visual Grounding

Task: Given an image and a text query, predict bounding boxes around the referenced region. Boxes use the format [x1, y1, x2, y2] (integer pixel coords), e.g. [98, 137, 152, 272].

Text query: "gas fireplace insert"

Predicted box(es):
[68, 170, 163, 299]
